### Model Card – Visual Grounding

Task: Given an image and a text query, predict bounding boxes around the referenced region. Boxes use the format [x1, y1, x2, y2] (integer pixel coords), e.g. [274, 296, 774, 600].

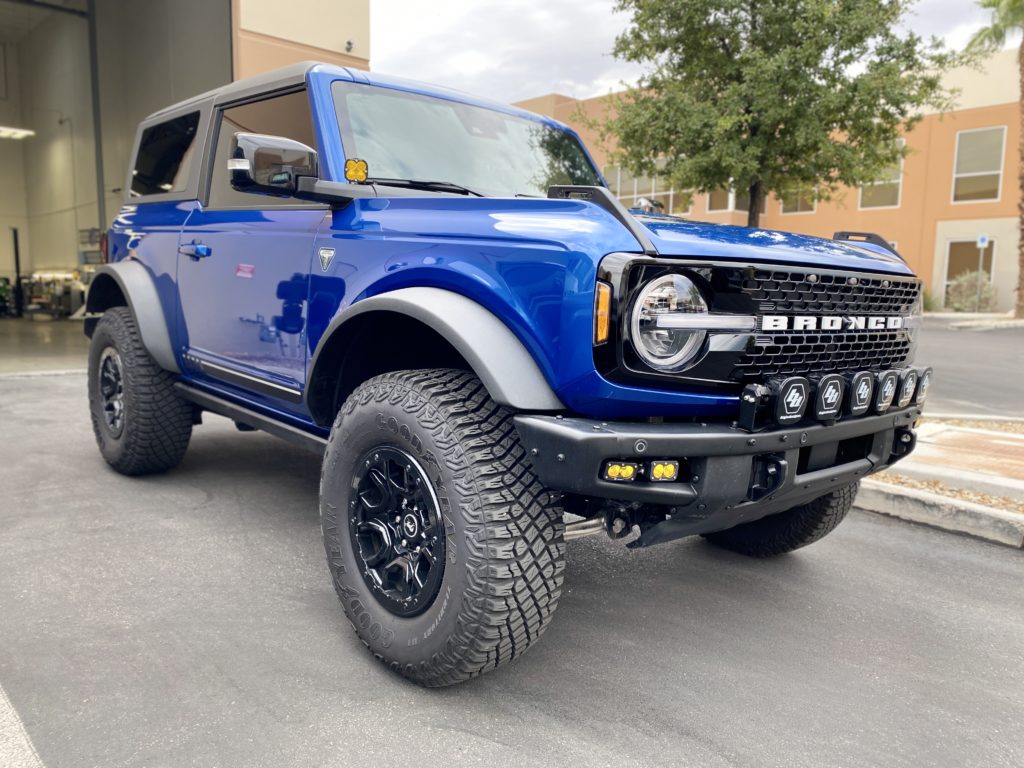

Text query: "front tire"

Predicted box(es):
[320, 369, 565, 687]
[88, 307, 192, 475]
[702, 483, 857, 557]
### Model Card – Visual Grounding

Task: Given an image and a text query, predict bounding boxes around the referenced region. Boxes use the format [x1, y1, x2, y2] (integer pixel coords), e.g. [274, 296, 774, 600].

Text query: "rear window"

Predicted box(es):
[130, 111, 200, 197]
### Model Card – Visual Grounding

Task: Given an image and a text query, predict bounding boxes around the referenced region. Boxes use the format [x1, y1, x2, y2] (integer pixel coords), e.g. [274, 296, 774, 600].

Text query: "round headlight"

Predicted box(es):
[630, 274, 708, 371]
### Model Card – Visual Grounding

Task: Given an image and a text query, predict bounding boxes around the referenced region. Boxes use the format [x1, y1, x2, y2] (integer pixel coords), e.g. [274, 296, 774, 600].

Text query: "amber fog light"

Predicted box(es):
[603, 461, 638, 482]
[649, 460, 680, 482]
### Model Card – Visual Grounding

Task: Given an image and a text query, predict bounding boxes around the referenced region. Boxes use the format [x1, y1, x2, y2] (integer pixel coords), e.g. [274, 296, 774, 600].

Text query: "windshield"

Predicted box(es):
[332, 81, 601, 197]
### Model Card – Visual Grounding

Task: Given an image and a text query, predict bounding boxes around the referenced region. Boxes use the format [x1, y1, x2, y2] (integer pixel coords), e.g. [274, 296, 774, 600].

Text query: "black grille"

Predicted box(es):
[733, 268, 921, 381]
[741, 269, 920, 315]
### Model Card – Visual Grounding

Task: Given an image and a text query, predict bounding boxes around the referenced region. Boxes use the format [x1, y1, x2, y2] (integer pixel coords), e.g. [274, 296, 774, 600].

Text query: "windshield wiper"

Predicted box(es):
[366, 178, 486, 197]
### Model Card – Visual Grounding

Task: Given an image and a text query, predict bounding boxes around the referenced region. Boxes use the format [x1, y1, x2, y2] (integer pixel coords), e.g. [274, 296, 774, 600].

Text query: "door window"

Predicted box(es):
[207, 89, 317, 208]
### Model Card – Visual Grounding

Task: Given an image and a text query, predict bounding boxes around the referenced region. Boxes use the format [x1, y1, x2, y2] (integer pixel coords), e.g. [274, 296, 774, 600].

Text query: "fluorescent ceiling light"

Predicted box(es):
[0, 126, 35, 140]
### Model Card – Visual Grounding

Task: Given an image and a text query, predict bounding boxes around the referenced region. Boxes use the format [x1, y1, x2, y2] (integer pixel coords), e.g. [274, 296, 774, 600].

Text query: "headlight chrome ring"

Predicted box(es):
[630, 273, 709, 371]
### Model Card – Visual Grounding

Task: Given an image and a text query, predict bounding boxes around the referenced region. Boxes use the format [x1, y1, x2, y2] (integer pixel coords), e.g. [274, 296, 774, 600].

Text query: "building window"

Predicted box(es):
[707, 189, 731, 211]
[733, 189, 765, 214]
[708, 188, 765, 213]
[603, 163, 691, 215]
[953, 127, 1005, 202]
[780, 187, 815, 214]
[946, 240, 994, 286]
[860, 139, 904, 209]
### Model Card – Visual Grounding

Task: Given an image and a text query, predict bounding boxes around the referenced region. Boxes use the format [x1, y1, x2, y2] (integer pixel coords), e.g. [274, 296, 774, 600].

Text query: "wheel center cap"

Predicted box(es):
[402, 513, 419, 539]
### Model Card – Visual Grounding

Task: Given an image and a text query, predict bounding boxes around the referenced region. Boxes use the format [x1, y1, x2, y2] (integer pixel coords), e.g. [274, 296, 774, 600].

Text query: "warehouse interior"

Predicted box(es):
[0, 0, 231, 320]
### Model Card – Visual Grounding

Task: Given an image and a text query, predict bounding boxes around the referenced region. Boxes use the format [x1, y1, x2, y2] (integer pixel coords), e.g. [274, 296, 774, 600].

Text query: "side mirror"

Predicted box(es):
[228, 132, 318, 197]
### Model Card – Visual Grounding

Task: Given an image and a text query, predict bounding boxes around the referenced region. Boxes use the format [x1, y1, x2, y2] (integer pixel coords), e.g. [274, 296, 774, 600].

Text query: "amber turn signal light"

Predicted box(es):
[594, 281, 612, 344]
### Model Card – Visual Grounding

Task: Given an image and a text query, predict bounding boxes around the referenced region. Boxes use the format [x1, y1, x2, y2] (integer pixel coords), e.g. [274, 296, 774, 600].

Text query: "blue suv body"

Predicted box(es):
[84, 62, 928, 686]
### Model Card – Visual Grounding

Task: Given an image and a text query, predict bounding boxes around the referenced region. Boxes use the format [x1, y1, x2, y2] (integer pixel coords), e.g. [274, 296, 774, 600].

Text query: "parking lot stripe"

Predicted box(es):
[0, 683, 44, 768]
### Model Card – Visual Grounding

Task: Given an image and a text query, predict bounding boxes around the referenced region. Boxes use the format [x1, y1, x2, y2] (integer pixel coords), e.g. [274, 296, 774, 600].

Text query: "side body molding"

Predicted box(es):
[84, 262, 181, 374]
[310, 287, 565, 412]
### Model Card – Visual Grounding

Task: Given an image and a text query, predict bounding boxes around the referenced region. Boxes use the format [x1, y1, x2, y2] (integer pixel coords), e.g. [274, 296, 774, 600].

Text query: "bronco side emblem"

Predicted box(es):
[318, 247, 335, 272]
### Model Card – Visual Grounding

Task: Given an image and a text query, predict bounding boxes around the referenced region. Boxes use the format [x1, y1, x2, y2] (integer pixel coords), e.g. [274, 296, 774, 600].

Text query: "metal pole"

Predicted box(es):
[12, 227, 22, 318]
[975, 245, 984, 311]
[86, 0, 106, 234]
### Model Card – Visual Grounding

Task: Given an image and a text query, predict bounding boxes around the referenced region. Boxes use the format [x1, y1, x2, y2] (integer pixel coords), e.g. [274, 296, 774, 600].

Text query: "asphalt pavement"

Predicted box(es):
[915, 317, 1024, 417]
[0, 372, 1021, 768]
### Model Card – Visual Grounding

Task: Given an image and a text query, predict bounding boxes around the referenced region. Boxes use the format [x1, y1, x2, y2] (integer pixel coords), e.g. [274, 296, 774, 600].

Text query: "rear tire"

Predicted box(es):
[702, 483, 857, 557]
[320, 369, 565, 687]
[88, 307, 192, 475]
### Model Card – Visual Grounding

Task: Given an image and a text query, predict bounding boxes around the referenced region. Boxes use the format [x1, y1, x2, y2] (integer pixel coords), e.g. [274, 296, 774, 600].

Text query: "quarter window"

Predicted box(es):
[953, 127, 1005, 202]
[207, 89, 317, 208]
[130, 111, 200, 197]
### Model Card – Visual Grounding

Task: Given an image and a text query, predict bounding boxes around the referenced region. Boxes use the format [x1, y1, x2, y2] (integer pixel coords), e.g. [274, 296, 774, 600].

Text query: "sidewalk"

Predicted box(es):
[861, 419, 1024, 547]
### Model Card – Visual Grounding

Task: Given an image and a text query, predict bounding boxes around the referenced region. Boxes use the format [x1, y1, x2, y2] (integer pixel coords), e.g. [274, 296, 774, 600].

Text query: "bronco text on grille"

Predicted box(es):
[734, 268, 921, 381]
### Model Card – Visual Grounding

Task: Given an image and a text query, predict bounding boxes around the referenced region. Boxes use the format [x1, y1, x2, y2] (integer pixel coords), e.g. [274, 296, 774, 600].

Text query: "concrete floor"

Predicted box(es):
[0, 317, 88, 374]
[0, 373, 1022, 768]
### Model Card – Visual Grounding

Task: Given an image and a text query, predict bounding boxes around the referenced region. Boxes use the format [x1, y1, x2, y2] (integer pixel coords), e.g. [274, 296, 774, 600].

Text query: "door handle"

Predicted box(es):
[179, 242, 212, 260]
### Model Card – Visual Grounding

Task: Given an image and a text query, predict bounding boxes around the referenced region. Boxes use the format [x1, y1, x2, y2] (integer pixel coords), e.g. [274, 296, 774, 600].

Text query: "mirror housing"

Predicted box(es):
[229, 132, 318, 197]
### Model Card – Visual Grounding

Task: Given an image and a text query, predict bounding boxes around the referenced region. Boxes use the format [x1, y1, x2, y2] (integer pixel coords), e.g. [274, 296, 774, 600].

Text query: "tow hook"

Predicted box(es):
[892, 427, 916, 458]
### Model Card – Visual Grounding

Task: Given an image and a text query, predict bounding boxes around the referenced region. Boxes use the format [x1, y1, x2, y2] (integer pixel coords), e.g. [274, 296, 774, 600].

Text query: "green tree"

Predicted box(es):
[969, 0, 1024, 318]
[608, 0, 958, 229]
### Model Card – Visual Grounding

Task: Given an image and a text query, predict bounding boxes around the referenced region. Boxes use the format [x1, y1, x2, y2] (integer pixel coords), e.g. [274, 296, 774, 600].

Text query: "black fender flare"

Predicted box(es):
[308, 287, 565, 413]
[85, 262, 180, 374]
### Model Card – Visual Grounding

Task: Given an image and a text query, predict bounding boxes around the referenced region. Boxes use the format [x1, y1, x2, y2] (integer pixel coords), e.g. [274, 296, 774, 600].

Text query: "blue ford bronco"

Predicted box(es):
[85, 62, 930, 686]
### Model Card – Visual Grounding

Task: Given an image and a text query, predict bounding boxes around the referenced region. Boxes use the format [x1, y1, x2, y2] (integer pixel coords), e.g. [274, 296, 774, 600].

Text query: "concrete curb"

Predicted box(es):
[858, 480, 1024, 549]
[883, 462, 1024, 500]
[923, 311, 1010, 321]
[947, 319, 1024, 331]
[924, 412, 1024, 424]
[0, 369, 86, 380]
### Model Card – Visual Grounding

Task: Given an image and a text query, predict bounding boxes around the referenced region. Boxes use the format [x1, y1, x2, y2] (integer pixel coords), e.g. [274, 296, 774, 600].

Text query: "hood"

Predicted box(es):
[633, 213, 914, 276]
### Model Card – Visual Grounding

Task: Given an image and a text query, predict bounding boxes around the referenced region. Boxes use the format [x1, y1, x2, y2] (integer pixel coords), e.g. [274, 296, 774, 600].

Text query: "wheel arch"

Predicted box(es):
[84, 262, 180, 374]
[306, 287, 565, 426]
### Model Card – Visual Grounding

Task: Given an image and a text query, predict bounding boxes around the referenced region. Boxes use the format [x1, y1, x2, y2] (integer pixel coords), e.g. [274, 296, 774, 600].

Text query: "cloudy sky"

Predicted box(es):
[371, 0, 1006, 104]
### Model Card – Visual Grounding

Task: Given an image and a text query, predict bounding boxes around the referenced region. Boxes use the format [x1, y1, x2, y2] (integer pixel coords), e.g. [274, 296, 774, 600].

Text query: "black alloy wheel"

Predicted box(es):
[98, 346, 126, 438]
[349, 446, 446, 617]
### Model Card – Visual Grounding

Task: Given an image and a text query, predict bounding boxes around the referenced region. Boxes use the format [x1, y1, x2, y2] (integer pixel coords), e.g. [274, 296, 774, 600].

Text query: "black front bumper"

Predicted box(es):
[514, 407, 921, 547]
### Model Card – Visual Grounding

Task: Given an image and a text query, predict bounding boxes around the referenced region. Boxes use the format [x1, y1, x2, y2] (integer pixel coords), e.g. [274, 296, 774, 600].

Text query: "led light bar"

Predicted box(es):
[813, 374, 846, 420]
[896, 369, 919, 409]
[773, 376, 810, 425]
[915, 367, 933, 404]
[873, 370, 899, 414]
[847, 371, 874, 417]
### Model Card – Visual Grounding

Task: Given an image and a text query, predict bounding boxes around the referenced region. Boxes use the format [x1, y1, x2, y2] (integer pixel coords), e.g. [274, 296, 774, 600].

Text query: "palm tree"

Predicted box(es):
[969, 0, 1024, 317]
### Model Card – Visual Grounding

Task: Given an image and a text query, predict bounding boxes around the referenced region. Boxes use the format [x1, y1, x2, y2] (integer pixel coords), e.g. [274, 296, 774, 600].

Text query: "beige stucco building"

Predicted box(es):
[517, 50, 1021, 311]
[231, 0, 370, 78]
